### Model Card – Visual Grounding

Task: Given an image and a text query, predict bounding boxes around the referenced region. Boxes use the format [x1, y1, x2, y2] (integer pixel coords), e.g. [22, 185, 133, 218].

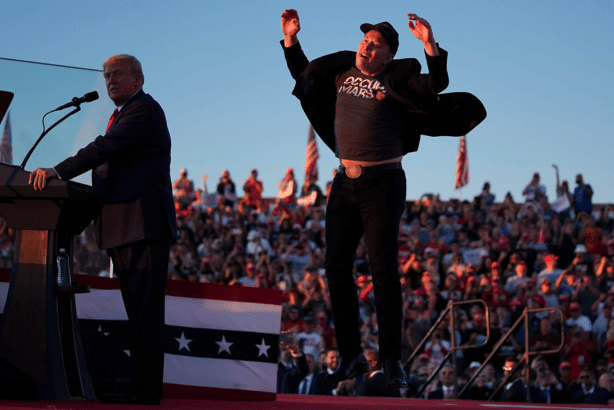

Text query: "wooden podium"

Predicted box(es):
[0, 163, 99, 400]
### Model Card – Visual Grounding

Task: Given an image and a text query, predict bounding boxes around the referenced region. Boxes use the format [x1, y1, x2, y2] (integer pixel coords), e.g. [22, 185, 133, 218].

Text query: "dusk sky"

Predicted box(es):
[1, 0, 612, 204]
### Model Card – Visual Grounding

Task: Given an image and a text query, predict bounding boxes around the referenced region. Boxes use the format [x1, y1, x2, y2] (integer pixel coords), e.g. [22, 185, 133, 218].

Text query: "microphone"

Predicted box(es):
[19, 91, 99, 170]
[53, 91, 99, 111]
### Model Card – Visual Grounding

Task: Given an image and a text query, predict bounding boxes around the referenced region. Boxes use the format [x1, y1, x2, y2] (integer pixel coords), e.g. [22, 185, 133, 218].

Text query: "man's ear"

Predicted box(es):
[384, 52, 394, 65]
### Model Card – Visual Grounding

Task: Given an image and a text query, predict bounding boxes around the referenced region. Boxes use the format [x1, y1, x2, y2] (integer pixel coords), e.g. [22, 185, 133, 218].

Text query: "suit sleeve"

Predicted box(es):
[54, 98, 152, 180]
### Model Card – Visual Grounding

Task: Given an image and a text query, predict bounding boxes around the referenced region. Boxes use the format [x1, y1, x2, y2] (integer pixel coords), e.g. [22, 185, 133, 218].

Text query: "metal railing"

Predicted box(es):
[404, 301, 565, 401]
[461, 306, 565, 402]
[404, 299, 490, 399]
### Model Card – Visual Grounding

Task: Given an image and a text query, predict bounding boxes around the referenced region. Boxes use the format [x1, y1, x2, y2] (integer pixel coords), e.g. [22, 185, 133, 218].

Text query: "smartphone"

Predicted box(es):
[279, 330, 296, 344]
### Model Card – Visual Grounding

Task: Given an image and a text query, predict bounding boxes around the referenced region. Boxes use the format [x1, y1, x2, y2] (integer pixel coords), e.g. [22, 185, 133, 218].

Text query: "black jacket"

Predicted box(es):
[281, 41, 486, 155]
[55, 90, 176, 249]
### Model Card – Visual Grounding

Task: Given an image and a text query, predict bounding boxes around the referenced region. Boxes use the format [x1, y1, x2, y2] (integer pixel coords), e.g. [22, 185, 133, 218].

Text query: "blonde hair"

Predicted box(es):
[103, 54, 144, 85]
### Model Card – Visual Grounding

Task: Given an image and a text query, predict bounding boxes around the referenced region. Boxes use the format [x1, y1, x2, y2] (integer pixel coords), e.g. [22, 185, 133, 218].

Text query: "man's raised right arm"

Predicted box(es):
[280, 9, 308, 79]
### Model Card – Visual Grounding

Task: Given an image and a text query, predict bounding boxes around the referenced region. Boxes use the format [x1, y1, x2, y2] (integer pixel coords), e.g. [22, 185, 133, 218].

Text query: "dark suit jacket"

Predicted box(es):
[278, 355, 308, 393]
[427, 381, 460, 400]
[501, 379, 562, 403]
[311, 370, 335, 395]
[569, 384, 613, 404]
[54, 90, 176, 249]
[295, 372, 317, 395]
[356, 370, 401, 397]
[466, 385, 495, 401]
[281, 41, 486, 156]
[427, 389, 445, 400]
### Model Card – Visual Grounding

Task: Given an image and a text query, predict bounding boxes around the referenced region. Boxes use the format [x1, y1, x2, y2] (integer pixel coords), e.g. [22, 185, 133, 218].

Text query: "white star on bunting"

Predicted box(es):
[97, 325, 110, 336]
[216, 335, 233, 355]
[255, 338, 270, 358]
[175, 332, 192, 352]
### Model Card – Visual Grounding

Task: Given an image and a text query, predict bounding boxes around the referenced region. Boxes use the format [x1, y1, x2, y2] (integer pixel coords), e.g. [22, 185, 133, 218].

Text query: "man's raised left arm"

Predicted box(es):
[407, 14, 439, 57]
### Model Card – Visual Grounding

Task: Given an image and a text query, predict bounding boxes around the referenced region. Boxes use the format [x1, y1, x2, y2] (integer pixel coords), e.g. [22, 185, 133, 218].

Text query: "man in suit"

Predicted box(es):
[569, 365, 613, 404]
[356, 348, 401, 397]
[312, 348, 340, 395]
[296, 353, 318, 395]
[30, 54, 176, 405]
[277, 341, 308, 393]
[502, 365, 556, 403]
[533, 363, 568, 403]
[427, 364, 456, 399]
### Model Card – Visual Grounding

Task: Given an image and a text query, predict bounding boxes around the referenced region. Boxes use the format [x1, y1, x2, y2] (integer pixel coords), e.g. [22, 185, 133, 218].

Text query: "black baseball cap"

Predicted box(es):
[360, 22, 399, 55]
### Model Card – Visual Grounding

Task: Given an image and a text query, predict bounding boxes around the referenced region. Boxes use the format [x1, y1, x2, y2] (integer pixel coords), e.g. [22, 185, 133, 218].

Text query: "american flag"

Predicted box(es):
[305, 124, 319, 182]
[454, 135, 469, 190]
[0, 270, 282, 401]
[0, 111, 12, 165]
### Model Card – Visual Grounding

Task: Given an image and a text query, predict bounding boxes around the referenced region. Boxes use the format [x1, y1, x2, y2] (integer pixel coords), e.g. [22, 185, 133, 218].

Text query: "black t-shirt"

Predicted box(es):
[334, 67, 403, 161]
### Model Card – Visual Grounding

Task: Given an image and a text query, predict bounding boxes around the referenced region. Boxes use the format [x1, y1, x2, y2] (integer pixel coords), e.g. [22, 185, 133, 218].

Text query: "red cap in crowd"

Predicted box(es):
[544, 254, 559, 264]
[533, 294, 546, 307]
[559, 361, 571, 370]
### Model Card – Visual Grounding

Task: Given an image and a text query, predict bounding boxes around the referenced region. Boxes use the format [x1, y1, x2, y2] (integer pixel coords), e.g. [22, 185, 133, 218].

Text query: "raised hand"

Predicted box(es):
[407, 14, 433, 42]
[281, 9, 300, 46]
[407, 14, 439, 56]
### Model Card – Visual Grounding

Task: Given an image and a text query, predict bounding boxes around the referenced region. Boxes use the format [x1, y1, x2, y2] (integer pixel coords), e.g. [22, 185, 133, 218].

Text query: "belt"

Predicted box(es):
[338, 162, 402, 179]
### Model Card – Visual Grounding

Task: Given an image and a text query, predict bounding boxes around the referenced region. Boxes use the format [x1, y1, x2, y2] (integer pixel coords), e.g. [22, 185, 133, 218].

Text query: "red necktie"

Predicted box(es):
[96, 108, 118, 178]
[106, 108, 118, 132]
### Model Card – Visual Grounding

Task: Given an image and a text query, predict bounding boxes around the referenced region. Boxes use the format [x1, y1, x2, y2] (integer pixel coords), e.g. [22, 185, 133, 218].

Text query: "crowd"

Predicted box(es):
[1, 166, 613, 403]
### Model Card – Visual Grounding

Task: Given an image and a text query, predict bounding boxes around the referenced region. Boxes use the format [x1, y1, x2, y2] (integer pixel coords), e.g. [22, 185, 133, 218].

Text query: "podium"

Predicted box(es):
[0, 163, 99, 400]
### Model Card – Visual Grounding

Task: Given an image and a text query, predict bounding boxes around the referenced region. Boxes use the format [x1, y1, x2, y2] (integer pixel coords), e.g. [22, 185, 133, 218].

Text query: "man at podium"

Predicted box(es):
[29, 54, 176, 405]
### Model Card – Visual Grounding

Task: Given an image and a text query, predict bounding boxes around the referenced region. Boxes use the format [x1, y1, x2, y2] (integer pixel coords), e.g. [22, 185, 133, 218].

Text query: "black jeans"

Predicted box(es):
[324, 168, 406, 360]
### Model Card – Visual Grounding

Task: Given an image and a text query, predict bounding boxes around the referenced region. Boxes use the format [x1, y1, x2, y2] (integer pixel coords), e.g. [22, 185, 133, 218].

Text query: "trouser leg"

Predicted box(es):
[324, 174, 364, 356]
[109, 239, 169, 397]
[359, 170, 406, 360]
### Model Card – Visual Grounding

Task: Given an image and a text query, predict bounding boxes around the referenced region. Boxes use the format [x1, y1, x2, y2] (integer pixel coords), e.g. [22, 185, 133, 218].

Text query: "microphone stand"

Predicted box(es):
[20, 105, 81, 170]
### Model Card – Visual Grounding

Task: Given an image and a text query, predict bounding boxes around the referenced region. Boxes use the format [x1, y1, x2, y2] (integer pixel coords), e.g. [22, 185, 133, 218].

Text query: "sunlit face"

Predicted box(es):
[355, 30, 393, 76]
[503, 361, 515, 375]
[365, 350, 378, 369]
[326, 350, 339, 371]
[104, 61, 142, 106]
[515, 263, 526, 276]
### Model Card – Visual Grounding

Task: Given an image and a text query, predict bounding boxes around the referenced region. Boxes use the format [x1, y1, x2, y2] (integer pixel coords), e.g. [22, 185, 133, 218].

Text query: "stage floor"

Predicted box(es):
[0, 395, 611, 410]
